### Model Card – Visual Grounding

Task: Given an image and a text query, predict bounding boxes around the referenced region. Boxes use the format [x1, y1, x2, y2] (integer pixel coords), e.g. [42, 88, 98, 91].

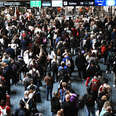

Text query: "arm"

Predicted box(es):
[7, 106, 11, 116]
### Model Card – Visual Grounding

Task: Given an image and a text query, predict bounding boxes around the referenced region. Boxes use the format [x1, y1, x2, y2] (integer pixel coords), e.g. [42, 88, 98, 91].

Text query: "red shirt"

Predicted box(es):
[101, 46, 106, 55]
[85, 77, 91, 87]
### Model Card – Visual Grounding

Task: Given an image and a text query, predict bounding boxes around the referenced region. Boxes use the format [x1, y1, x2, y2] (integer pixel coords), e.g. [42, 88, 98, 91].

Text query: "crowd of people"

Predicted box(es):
[0, 6, 116, 116]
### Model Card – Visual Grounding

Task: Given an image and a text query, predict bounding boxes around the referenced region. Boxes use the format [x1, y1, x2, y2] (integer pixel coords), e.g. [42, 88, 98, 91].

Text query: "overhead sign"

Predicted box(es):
[4, 2, 21, 6]
[63, 0, 94, 6]
[63, 0, 78, 6]
[52, 0, 62, 7]
[0, 1, 29, 6]
[42, 2, 51, 6]
[95, 0, 116, 6]
[42, 0, 51, 7]
[30, 0, 41, 7]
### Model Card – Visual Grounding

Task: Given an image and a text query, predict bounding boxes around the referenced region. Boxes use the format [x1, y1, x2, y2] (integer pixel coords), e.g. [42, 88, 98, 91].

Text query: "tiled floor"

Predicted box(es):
[11, 60, 116, 116]
[11, 67, 87, 116]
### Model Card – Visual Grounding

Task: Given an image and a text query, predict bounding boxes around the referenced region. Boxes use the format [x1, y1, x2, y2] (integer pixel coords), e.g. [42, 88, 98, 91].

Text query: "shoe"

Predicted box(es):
[113, 85, 116, 87]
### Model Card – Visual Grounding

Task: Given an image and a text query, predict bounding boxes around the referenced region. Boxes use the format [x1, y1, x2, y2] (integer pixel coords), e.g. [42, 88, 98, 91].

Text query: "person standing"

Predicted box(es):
[61, 94, 76, 116]
[44, 73, 54, 100]
[14, 99, 30, 116]
[84, 93, 95, 116]
[75, 51, 87, 80]
[51, 92, 61, 116]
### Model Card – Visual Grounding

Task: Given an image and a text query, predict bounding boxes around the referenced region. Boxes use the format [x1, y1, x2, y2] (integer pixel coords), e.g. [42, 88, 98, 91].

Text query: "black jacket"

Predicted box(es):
[51, 97, 61, 113]
[62, 101, 76, 116]
[75, 54, 87, 70]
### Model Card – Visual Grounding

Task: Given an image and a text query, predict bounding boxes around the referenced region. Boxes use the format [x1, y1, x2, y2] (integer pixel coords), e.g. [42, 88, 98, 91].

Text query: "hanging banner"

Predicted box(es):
[30, 0, 41, 8]
[52, 0, 62, 7]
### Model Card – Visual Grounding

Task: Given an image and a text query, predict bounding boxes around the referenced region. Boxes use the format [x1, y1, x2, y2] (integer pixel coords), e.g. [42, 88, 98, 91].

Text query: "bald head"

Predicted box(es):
[65, 94, 70, 102]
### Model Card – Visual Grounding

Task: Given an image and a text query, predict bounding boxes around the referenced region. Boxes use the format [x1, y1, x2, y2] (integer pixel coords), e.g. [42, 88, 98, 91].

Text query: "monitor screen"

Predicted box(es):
[52, 0, 62, 7]
[95, 0, 116, 6]
[30, 0, 41, 8]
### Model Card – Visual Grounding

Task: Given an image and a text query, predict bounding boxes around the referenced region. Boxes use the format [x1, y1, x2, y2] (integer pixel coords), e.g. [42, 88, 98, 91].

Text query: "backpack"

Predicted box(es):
[22, 98, 30, 110]
[0, 106, 7, 116]
[51, 62, 57, 72]
[101, 46, 106, 55]
[90, 79, 100, 91]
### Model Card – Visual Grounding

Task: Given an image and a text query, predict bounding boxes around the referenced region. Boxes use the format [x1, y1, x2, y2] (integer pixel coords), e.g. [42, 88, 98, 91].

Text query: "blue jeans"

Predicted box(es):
[47, 86, 53, 100]
[87, 106, 95, 116]
[52, 112, 56, 116]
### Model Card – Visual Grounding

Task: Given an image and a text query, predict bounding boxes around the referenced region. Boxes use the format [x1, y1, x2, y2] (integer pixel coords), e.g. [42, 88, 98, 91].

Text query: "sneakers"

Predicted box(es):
[113, 85, 116, 88]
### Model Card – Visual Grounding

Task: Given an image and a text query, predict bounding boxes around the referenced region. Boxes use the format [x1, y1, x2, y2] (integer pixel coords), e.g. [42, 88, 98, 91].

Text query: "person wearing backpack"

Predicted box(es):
[21, 90, 37, 114]
[89, 76, 101, 98]
[14, 99, 30, 116]
[86, 62, 99, 78]
[0, 99, 10, 116]
[75, 51, 87, 80]
[58, 62, 68, 82]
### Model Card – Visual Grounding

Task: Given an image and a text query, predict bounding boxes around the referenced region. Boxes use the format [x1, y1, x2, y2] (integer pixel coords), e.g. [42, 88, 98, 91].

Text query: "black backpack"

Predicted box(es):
[51, 62, 58, 72]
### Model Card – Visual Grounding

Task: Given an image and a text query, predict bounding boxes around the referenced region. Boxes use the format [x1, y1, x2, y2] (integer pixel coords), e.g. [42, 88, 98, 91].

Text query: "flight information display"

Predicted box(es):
[52, 0, 63, 7]
[42, 0, 51, 7]
[1, 0, 116, 6]
[63, 0, 94, 6]
[95, 0, 116, 6]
